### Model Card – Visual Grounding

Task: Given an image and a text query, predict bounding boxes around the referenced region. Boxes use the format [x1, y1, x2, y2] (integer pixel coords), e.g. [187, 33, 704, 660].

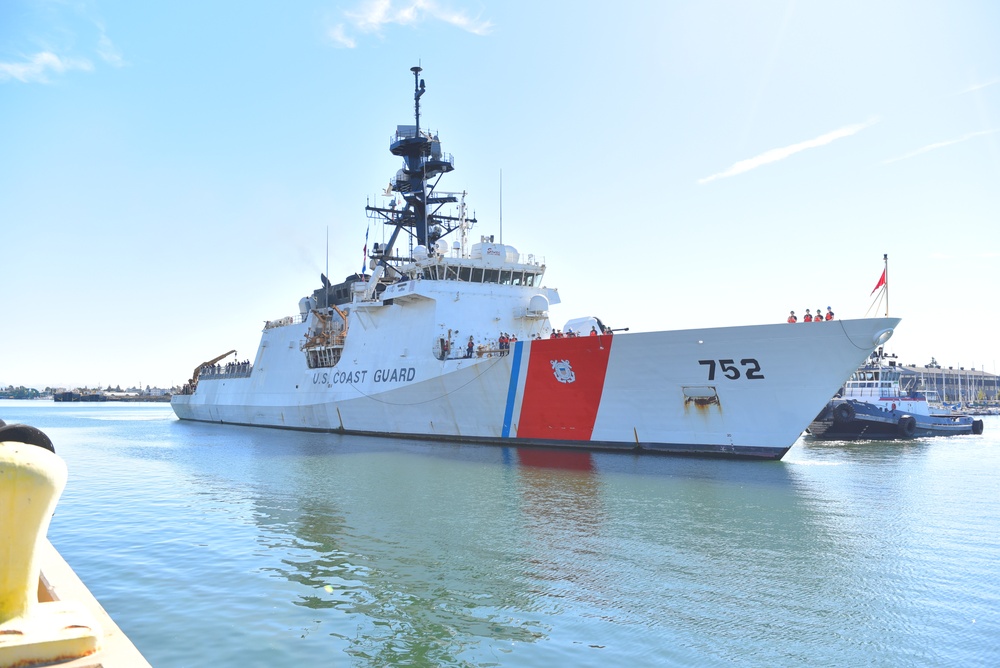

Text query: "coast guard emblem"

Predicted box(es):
[551, 359, 576, 384]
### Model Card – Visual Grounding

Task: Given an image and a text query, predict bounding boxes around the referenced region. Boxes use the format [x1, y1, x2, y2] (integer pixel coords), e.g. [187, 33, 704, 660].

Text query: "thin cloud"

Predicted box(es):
[328, 24, 357, 48]
[96, 24, 126, 67]
[883, 129, 998, 164]
[333, 0, 492, 47]
[698, 118, 879, 185]
[0, 51, 93, 83]
[958, 78, 1000, 95]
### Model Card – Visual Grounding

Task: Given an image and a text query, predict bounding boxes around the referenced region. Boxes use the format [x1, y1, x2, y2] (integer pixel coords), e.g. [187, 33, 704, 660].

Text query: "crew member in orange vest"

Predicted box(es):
[815, 308, 824, 323]
[787, 311, 797, 323]
[825, 306, 835, 321]
[803, 309, 813, 322]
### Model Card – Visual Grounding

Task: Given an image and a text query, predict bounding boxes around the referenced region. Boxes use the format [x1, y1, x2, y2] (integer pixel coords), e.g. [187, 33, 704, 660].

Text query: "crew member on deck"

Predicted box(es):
[815, 308, 824, 323]
[787, 311, 797, 323]
[590, 326, 598, 336]
[826, 306, 835, 321]
[803, 309, 813, 322]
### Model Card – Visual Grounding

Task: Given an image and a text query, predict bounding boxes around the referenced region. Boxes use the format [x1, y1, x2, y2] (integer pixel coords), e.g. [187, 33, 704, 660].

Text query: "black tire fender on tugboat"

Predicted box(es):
[834, 402, 856, 423]
[972, 419, 984, 435]
[897, 415, 917, 439]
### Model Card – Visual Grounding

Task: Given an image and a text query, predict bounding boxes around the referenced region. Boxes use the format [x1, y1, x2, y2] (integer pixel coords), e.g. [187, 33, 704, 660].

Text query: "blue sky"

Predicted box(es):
[2, 0, 998, 390]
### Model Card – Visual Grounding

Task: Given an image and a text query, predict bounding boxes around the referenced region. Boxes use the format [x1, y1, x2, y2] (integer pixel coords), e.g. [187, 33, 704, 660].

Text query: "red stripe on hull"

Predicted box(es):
[516, 336, 614, 440]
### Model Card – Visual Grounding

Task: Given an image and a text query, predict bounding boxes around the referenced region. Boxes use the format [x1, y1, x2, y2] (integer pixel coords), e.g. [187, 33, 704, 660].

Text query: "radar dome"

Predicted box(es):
[527, 294, 549, 316]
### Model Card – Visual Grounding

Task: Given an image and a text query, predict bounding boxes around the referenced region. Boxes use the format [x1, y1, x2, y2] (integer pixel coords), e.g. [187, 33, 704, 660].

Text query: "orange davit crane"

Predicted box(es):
[180, 349, 236, 394]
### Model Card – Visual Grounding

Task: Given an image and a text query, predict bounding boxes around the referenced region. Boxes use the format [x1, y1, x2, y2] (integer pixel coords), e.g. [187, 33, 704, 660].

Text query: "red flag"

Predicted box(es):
[870, 269, 886, 295]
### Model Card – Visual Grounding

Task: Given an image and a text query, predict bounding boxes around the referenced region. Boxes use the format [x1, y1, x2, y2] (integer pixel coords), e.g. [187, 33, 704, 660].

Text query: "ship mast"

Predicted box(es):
[412, 66, 427, 247]
[360, 66, 475, 299]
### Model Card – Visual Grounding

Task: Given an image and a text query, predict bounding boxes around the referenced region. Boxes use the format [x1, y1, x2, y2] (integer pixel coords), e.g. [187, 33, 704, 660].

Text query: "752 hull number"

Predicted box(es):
[698, 358, 764, 380]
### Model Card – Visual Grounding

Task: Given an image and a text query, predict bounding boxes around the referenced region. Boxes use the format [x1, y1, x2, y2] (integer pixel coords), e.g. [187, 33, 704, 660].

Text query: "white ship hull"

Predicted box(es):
[173, 317, 899, 459]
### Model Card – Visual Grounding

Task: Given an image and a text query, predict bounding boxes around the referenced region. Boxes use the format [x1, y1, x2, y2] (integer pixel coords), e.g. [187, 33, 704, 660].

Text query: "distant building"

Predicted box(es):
[889, 359, 998, 404]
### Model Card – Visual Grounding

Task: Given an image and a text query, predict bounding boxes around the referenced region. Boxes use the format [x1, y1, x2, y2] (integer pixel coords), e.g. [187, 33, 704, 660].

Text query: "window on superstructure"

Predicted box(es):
[471, 267, 484, 283]
[459, 266, 471, 282]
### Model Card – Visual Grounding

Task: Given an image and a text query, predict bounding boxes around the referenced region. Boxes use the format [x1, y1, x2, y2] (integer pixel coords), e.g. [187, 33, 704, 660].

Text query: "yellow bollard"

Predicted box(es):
[0, 424, 101, 667]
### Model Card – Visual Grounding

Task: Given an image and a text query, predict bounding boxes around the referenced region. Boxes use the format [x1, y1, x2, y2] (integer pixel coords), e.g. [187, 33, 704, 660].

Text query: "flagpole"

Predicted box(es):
[883, 253, 889, 317]
[325, 226, 330, 309]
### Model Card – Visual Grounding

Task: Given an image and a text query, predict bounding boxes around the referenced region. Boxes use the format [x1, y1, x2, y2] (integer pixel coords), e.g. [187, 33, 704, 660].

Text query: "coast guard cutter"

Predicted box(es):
[172, 66, 901, 460]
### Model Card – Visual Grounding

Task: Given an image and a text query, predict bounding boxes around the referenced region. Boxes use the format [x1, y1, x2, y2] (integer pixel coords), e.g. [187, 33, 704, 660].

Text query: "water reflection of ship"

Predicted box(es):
[510, 448, 605, 546]
[225, 435, 833, 664]
[513, 448, 594, 471]
[245, 442, 548, 664]
[509, 448, 611, 609]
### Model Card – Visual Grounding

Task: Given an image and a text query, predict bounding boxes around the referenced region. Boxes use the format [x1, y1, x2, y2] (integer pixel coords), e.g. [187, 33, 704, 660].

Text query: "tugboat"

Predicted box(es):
[807, 348, 984, 440]
[171, 66, 902, 460]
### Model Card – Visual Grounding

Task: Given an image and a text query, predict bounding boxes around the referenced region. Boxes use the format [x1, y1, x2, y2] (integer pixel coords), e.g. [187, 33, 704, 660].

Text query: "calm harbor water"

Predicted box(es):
[2, 400, 998, 667]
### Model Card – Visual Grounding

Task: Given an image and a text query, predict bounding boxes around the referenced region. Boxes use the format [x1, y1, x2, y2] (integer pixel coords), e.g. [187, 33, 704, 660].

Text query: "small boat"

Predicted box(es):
[807, 350, 985, 440]
[0, 420, 150, 668]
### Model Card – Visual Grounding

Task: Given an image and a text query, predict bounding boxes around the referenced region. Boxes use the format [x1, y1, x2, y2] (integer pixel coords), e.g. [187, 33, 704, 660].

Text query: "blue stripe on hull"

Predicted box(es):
[501, 341, 523, 438]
